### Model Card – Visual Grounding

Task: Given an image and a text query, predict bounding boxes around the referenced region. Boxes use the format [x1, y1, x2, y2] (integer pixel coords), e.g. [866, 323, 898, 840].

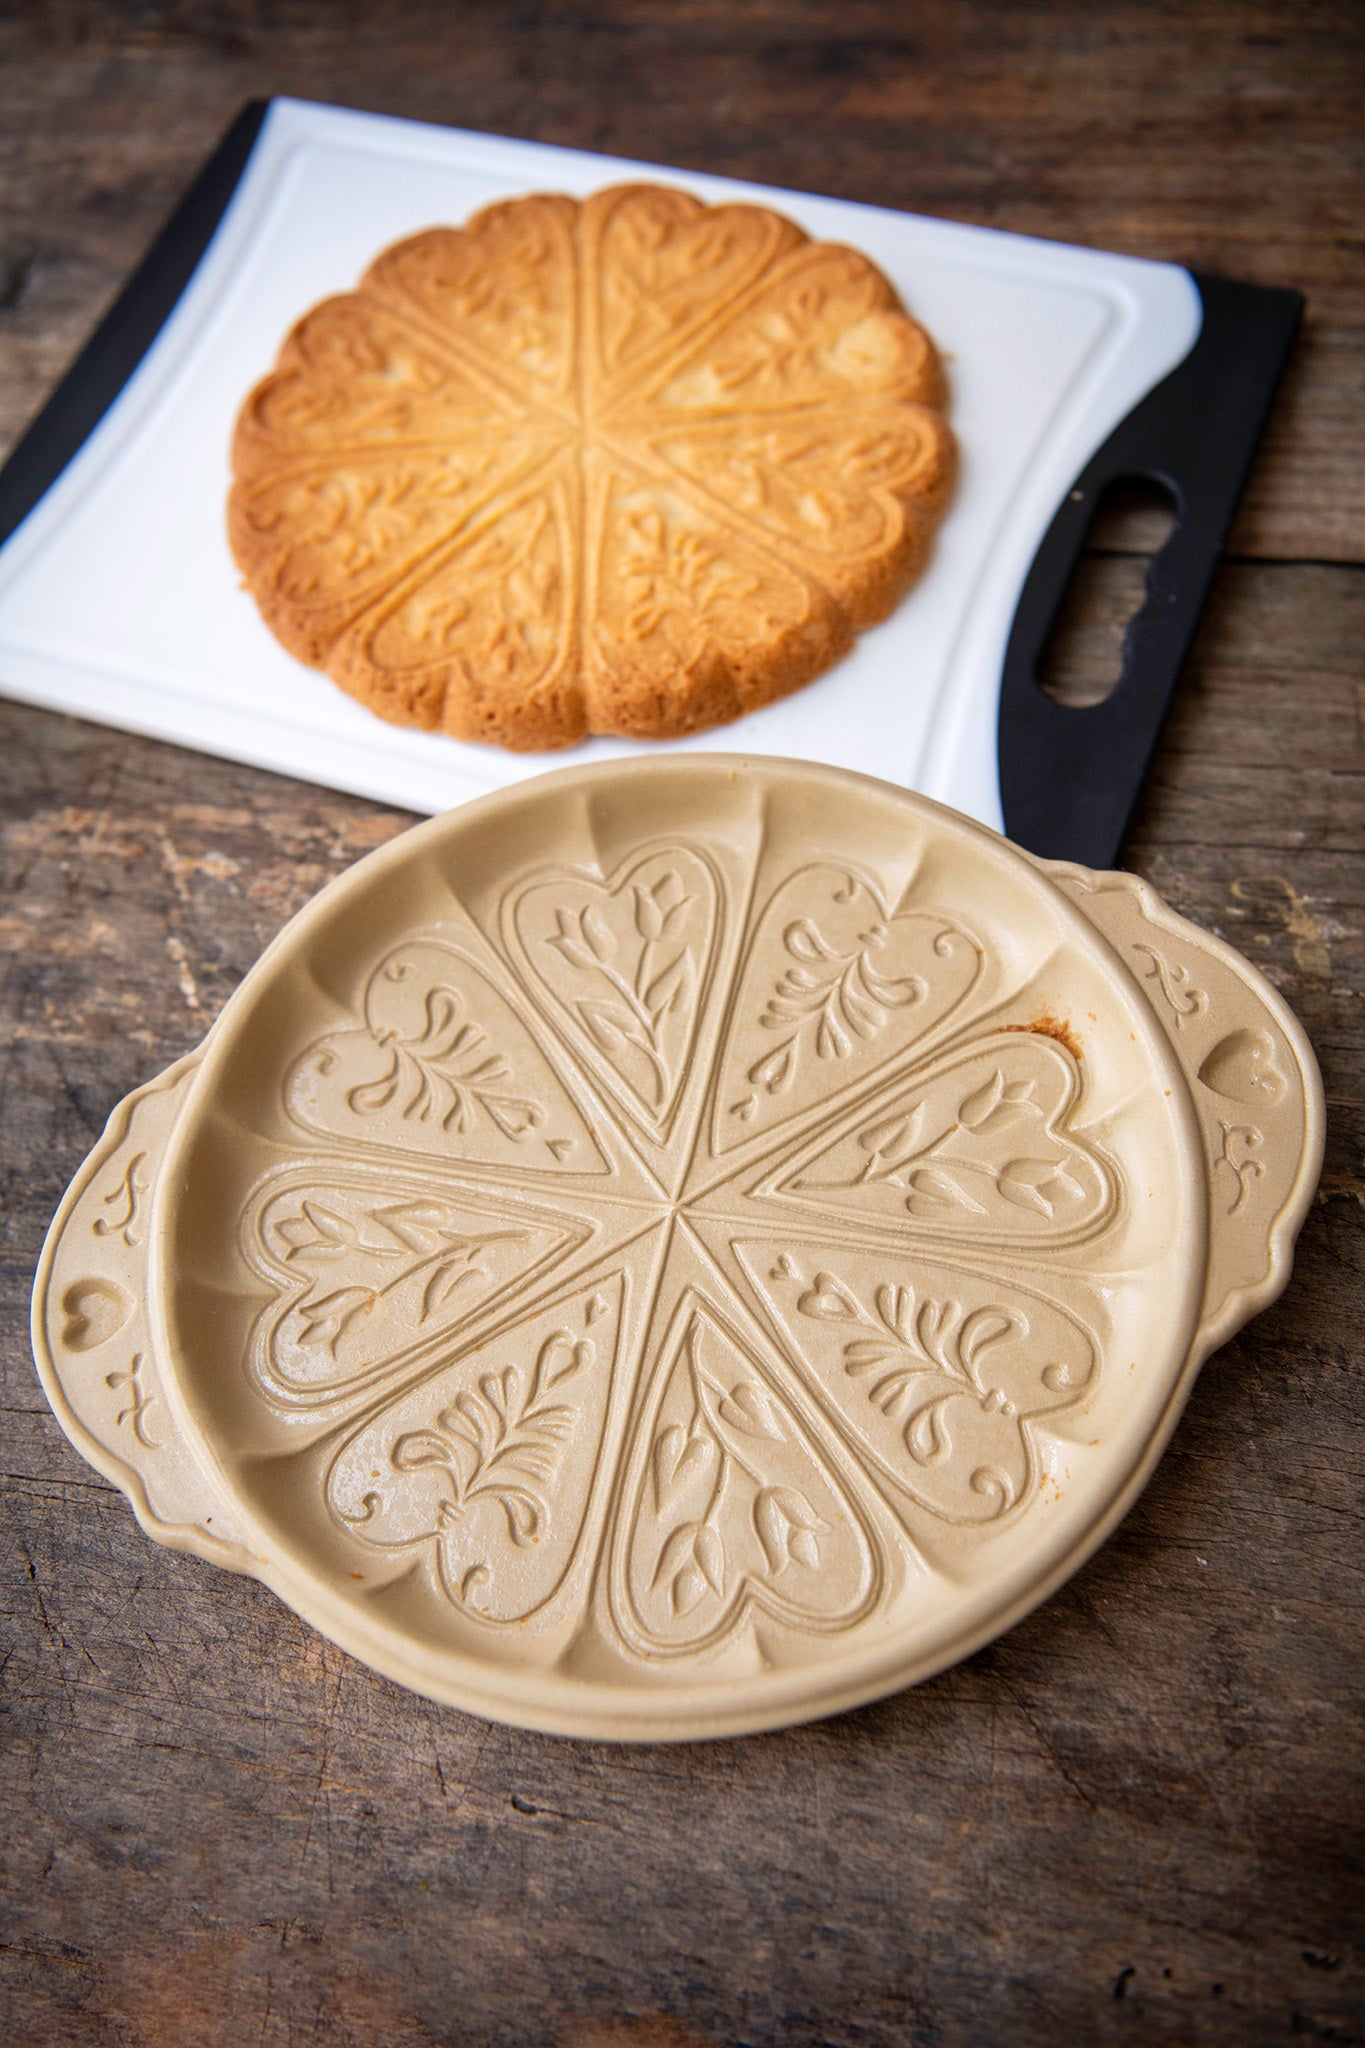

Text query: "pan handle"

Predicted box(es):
[1040, 858, 1325, 1360]
[998, 273, 1302, 869]
[29, 1049, 254, 1572]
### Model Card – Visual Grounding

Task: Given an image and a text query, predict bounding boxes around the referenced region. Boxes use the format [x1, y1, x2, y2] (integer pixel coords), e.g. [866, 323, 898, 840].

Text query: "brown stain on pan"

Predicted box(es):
[1002, 1012, 1084, 1060]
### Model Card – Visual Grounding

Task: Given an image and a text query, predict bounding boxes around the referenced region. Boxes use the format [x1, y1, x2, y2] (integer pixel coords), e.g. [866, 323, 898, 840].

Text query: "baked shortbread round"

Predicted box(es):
[229, 184, 955, 750]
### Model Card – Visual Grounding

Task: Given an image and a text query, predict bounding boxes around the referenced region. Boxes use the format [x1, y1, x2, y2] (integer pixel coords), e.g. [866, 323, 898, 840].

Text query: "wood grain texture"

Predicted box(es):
[1, 5, 1361, 2045]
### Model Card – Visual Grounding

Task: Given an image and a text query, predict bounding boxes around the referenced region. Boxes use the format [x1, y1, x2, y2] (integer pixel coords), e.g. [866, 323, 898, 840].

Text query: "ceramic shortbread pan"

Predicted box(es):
[32, 758, 1324, 1739]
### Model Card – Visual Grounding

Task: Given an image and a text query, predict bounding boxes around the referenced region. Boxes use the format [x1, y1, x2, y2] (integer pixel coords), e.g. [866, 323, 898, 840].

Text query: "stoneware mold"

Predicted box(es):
[32, 758, 1324, 1740]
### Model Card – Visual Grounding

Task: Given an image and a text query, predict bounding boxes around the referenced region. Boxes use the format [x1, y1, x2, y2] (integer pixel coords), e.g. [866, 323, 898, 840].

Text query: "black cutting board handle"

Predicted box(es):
[0, 101, 269, 552]
[997, 273, 1302, 870]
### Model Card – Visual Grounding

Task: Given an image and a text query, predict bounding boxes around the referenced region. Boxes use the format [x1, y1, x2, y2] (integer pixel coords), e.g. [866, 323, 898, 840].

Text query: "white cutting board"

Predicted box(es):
[0, 98, 1199, 830]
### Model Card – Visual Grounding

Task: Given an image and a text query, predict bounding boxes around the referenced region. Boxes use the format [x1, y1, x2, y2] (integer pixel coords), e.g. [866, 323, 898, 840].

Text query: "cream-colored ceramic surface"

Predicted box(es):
[30, 1053, 251, 1570]
[1041, 861, 1326, 1356]
[32, 760, 1324, 1739]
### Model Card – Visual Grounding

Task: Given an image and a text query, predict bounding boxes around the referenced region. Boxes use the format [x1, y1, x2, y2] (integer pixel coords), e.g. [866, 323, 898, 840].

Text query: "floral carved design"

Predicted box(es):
[737, 1247, 1096, 1526]
[93, 1152, 148, 1249]
[612, 1297, 877, 1654]
[346, 988, 537, 1141]
[508, 845, 720, 1141]
[1213, 1123, 1265, 1215]
[226, 835, 1136, 1653]
[105, 1352, 158, 1449]
[286, 937, 604, 1175]
[717, 864, 981, 1149]
[1133, 943, 1207, 1030]
[328, 1279, 622, 1623]
[769, 1033, 1116, 1248]
[245, 1170, 584, 1406]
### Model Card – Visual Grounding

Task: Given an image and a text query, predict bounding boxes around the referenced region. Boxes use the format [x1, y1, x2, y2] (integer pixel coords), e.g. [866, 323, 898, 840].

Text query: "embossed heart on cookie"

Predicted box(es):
[584, 185, 807, 395]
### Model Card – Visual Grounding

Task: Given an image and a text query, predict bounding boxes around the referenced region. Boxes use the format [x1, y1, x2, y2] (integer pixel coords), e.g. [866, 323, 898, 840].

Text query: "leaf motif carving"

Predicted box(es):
[285, 938, 602, 1175]
[613, 1297, 877, 1654]
[778, 1032, 1114, 1248]
[716, 1381, 784, 1439]
[328, 1278, 624, 1624]
[644, 953, 689, 1022]
[508, 845, 719, 1142]
[245, 1170, 583, 1407]
[738, 1243, 1097, 1527]
[906, 1392, 955, 1467]
[716, 866, 980, 1151]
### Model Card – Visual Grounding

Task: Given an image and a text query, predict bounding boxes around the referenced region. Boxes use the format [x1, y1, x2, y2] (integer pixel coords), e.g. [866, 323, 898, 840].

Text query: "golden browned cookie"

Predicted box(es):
[229, 185, 955, 750]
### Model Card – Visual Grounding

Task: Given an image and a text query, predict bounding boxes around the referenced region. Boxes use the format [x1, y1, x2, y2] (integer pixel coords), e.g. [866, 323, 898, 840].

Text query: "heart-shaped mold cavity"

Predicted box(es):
[1198, 1028, 1288, 1108]
[61, 1277, 134, 1353]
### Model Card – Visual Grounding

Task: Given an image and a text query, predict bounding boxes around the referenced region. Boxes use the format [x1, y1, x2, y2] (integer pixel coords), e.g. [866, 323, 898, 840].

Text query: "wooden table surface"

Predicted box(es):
[2, 6, 1361, 2044]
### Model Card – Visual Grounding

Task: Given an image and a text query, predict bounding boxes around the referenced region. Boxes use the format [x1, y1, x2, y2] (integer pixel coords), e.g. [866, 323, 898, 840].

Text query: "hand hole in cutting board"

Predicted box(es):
[1038, 479, 1178, 709]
